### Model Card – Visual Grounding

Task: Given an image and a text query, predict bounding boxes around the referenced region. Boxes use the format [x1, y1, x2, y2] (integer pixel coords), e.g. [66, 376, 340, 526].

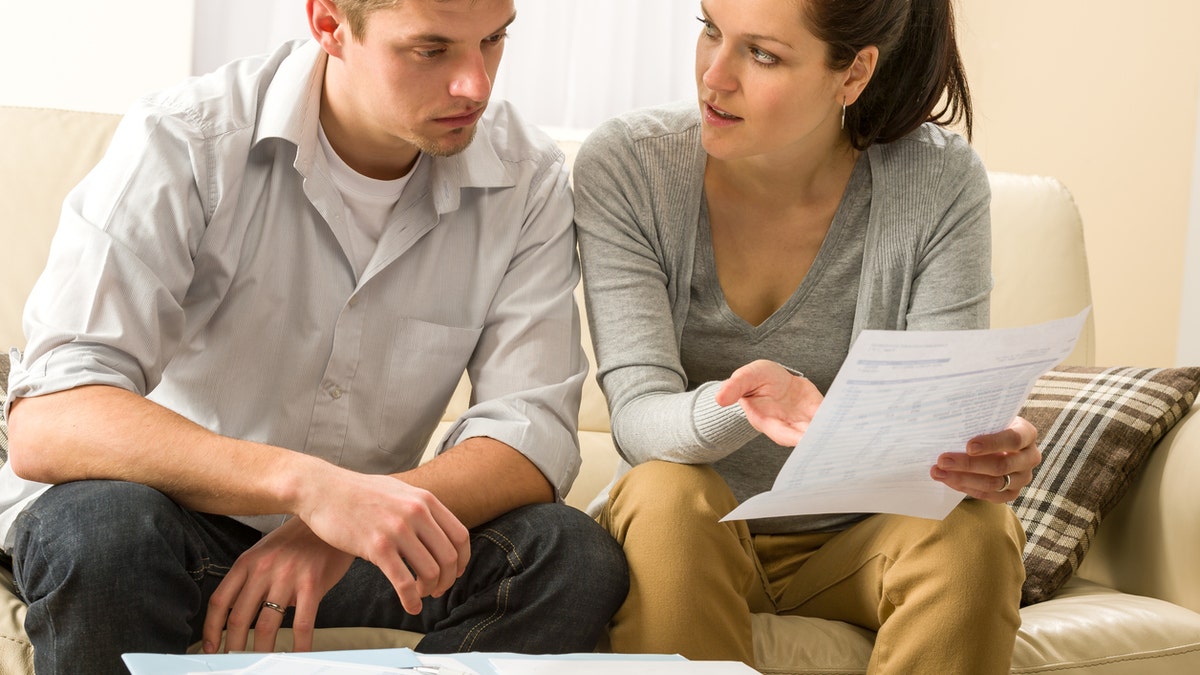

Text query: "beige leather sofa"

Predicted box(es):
[2, 105, 1199, 674]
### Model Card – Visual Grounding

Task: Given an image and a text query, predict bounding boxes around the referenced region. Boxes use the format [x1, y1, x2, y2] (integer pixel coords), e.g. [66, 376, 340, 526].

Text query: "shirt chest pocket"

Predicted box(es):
[372, 317, 482, 457]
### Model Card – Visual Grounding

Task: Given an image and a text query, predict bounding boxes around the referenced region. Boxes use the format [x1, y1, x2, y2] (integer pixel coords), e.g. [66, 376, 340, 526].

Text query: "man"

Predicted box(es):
[0, 1, 628, 673]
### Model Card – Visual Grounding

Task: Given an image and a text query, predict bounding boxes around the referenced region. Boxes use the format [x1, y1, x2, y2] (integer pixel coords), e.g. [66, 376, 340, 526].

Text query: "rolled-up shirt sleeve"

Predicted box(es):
[436, 154, 587, 500]
[9, 104, 207, 412]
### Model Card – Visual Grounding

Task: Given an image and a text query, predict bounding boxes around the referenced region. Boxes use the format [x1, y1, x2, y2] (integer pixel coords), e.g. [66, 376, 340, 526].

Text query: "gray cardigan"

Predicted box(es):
[573, 101, 992, 501]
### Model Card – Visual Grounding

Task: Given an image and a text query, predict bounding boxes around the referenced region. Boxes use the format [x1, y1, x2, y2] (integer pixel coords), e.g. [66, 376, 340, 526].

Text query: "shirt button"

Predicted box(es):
[330, 386, 343, 400]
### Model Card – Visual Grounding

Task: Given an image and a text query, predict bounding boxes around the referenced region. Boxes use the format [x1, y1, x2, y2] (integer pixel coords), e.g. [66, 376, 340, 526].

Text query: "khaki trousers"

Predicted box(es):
[598, 461, 1026, 674]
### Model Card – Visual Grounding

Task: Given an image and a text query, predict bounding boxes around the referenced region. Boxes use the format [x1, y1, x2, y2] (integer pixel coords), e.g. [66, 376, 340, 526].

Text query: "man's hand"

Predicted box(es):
[715, 360, 824, 447]
[203, 469, 470, 654]
[297, 470, 471, 614]
[931, 416, 1041, 502]
[202, 517, 354, 653]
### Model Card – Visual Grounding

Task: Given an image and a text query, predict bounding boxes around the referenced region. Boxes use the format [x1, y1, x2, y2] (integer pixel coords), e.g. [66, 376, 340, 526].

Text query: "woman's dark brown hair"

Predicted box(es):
[803, 0, 972, 150]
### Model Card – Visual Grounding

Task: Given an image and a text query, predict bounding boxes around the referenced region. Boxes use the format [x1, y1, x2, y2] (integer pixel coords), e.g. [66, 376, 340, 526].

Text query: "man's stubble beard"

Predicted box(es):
[415, 125, 479, 158]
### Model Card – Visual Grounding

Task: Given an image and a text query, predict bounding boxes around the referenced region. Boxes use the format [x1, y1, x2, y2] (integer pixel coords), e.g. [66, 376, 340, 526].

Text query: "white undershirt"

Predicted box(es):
[318, 124, 419, 277]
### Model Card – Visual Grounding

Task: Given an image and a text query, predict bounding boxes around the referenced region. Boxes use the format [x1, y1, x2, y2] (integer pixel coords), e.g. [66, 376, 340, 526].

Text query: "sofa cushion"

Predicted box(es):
[1014, 366, 1200, 604]
[748, 576, 1200, 675]
[1010, 577, 1200, 675]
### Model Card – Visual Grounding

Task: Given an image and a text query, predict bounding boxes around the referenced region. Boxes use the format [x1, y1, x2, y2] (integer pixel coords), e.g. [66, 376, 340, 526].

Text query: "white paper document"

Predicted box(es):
[722, 308, 1089, 522]
[124, 647, 419, 675]
[489, 657, 758, 675]
[192, 653, 405, 675]
[179, 652, 475, 675]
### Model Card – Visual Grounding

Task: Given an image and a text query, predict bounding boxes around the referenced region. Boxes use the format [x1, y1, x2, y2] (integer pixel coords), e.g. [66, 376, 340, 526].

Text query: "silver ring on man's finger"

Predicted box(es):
[260, 601, 286, 615]
[996, 473, 1012, 493]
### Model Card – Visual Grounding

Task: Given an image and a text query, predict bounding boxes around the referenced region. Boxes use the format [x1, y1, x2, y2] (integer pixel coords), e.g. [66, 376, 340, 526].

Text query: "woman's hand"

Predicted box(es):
[202, 517, 355, 654]
[714, 359, 824, 447]
[931, 416, 1041, 502]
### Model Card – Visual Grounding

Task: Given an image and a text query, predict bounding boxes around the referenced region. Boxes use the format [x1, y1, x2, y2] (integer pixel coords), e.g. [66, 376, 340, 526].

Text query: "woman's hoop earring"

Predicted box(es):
[841, 98, 847, 130]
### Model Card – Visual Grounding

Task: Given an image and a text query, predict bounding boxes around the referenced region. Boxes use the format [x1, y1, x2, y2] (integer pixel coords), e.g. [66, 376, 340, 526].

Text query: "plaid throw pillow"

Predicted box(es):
[1013, 366, 1200, 605]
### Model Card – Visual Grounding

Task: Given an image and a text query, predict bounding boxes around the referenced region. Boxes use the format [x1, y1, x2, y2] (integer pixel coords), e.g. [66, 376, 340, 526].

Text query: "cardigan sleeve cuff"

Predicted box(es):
[692, 381, 760, 451]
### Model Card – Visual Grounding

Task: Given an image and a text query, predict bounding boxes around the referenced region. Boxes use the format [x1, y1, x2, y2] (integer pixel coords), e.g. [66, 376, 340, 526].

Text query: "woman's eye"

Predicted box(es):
[696, 16, 719, 38]
[750, 47, 779, 65]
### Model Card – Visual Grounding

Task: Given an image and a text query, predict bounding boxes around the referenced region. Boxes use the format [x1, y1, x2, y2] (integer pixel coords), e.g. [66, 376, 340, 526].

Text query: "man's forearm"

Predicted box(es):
[5, 384, 327, 517]
[400, 436, 554, 529]
[7, 386, 555, 529]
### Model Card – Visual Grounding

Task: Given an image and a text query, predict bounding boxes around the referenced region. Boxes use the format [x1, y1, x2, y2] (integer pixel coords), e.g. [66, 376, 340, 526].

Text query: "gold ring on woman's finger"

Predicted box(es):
[996, 473, 1012, 493]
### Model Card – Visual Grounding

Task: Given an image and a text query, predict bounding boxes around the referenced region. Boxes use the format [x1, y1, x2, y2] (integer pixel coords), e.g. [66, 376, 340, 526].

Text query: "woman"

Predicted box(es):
[572, 0, 1040, 672]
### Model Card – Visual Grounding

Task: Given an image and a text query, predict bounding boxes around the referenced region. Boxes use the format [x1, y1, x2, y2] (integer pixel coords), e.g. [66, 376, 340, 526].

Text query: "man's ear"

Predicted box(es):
[841, 45, 879, 107]
[307, 0, 347, 57]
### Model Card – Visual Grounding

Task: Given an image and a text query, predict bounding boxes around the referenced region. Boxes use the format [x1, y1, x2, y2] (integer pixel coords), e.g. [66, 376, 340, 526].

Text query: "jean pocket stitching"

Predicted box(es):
[457, 576, 511, 651]
[191, 556, 232, 581]
[456, 527, 527, 650]
[478, 528, 525, 570]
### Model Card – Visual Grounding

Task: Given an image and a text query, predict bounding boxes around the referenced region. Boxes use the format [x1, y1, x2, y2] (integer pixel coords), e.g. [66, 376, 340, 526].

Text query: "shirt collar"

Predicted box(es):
[255, 40, 325, 170]
[426, 113, 514, 213]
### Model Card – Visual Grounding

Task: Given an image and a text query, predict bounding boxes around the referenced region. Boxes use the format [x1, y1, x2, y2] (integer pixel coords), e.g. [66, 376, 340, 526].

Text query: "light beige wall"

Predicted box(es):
[0, 0, 194, 113]
[1180, 98, 1200, 365]
[957, 0, 1200, 366]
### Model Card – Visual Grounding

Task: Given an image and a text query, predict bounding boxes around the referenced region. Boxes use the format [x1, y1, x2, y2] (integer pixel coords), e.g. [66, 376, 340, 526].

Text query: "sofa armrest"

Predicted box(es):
[1077, 405, 1200, 612]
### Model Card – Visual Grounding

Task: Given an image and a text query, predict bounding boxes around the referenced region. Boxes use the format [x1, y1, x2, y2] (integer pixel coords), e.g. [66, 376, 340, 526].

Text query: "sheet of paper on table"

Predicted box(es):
[488, 657, 758, 674]
[189, 653, 413, 674]
[722, 307, 1089, 523]
[176, 653, 479, 675]
[122, 648, 425, 675]
[125, 648, 684, 675]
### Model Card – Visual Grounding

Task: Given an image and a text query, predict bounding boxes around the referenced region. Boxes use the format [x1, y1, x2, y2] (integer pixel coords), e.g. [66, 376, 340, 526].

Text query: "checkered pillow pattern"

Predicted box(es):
[1013, 366, 1200, 605]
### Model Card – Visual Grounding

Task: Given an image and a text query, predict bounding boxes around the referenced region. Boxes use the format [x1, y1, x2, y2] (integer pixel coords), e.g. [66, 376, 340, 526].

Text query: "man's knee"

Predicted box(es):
[13, 480, 186, 570]
[479, 503, 628, 605]
[485, 502, 623, 561]
[548, 504, 627, 583]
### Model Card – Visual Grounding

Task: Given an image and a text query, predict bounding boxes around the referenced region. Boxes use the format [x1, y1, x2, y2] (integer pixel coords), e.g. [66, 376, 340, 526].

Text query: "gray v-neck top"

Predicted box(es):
[574, 101, 993, 532]
[680, 158, 871, 533]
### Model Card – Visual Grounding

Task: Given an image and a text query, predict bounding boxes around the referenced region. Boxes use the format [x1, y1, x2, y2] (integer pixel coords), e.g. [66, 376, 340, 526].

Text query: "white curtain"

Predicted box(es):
[192, 1, 311, 75]
[492, 0, 699, 132]
[191, 0, 700, 134]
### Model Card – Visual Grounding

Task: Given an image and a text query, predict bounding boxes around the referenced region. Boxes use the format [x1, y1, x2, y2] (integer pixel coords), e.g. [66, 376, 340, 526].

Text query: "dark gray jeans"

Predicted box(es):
[10, 480, 628, 675]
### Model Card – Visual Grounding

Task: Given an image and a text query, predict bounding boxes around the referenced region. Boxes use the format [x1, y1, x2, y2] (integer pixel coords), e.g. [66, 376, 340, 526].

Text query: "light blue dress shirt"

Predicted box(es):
[0, 40, 586, 545]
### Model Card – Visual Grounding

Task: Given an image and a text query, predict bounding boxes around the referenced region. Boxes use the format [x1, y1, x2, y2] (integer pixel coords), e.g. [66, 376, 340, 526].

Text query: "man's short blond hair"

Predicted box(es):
[336, 0, 462, 42]
[334, 0, 400, 41]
